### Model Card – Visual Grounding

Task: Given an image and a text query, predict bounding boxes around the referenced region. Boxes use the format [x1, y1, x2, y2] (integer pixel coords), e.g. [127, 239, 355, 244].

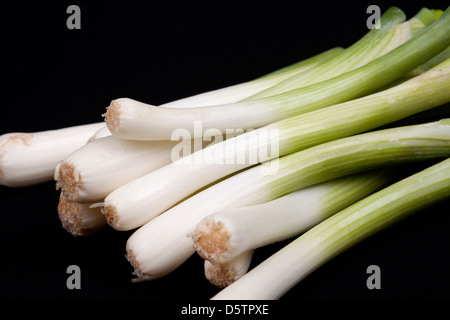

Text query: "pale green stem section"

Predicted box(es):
[267, 120, 450, 200]
[276, 59, 450, 155]
[430, 9, 444, 19]
[211, 158, 450, 300]
[386, 45, 450, 85]
[424, 45, 450, 69]
[412, 7, 439, 29]
[256, 47, 344, 79]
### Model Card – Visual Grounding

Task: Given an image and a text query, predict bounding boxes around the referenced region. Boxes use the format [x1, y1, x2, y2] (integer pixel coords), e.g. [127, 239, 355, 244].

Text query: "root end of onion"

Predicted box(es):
[103, 100, 121, 133]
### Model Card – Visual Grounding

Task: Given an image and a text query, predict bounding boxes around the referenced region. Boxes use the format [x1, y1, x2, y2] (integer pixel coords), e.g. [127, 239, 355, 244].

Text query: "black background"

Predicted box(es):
[0, 0, 449, 307]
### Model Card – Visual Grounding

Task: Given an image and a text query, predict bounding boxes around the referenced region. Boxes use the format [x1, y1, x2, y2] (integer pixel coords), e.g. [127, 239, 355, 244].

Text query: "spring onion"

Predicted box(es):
[102, 58, 450, 231]
[87, 126, 112, 143]
[57, 193, 107, 237]
[200, 170, 396, 287]
[125, 120, 450, 281]
[191, 171, 394, 265]
[161, 47, 344, 108]
[54, 136, 180, 203]
[211, 157, 450, 300]
[53, 47, 346, 203]
[104, 7, 450, 141]
[100, 45, 342, 135]
[1, 43, 339, 191]
[204, 251, 254, 288]
[243, 7, 428, 100]
[1, 3, 448, 302]
[0, 122, 105, 187]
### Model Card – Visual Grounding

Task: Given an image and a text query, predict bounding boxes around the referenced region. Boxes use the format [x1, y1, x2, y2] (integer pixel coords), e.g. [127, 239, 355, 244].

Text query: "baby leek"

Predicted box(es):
[211, 157, 450, 300]
[125, 120, 450, 281]
[1, 46, 335, 190]
[191, 171, 394, 265]
[102, 59, 450, 232]
[0, 122, 105, 187]
[87, 126, 112, 143]
[57, 193, 107, 237]
[104, 7, 450, 141]
[204, 251, 254, 288]
[242, 6, 422, 100]
[161, 47, 344, 108]
[54, 136, 180, 203]
[102, 45, 341, 133]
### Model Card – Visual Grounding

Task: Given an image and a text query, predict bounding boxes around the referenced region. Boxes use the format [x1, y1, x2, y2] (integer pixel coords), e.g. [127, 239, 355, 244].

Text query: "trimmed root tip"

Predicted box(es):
[57, 193, 80, 235]
[191, 220, 231, 263]
[101, 204, 119, 229]
[55, 162, 82, 202]
[57, 193, 104, 236]
[204, 260, 238, 289]
[103, 100, 121, 133]
[125, 247, 153, 282]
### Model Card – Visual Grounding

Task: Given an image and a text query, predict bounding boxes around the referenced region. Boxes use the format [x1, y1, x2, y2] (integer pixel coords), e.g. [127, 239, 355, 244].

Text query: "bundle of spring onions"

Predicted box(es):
[1, 6, 449, 299]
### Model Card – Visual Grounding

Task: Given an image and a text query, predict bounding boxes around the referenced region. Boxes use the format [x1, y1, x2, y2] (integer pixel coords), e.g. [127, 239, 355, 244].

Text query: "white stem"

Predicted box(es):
[0, 122, 105, 187]
[104, 97, 279, 141]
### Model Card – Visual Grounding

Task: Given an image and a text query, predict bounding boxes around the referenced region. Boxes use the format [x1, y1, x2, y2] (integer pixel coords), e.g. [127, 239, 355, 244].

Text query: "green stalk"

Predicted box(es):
[420, 45, 450, 70]
[244, 6, 409, 99]
[430, 9, 444, 19]
[160, 46, 342, 108]
[266, 119, 450, 200]
[412, 7, 439, 30]
[277, 58, 450, 154]
[256, 47, 344, 79]
[268, 7, 450, 121]
[211, 157, 450, 300]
